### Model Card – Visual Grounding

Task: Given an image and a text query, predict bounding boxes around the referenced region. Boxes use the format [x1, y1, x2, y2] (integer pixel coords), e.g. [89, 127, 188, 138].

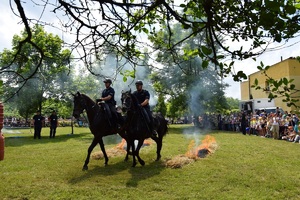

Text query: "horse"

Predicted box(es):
[72, 92, 128, 170]
[121, 90, 168, 167]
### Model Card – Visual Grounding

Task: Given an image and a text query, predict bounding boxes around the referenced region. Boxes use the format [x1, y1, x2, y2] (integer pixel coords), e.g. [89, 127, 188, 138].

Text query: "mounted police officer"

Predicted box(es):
[133, 80, 157, 136]
[98, 78, 122, 129]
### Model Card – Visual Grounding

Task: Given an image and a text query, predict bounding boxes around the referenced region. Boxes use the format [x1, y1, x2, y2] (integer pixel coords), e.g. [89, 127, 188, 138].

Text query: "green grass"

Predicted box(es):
[1, 125, 300, 200]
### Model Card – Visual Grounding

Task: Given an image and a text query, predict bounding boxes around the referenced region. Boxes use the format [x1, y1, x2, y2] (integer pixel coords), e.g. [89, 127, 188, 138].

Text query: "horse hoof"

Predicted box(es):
[132, 163, 137, 167]
[140, 160, 145, 166]
[155, 156, 161, 161]
[82, 166, 88, 171]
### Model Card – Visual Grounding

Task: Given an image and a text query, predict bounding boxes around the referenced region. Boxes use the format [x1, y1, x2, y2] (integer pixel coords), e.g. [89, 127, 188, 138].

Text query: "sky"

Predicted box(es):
[1, 1, 300, 100]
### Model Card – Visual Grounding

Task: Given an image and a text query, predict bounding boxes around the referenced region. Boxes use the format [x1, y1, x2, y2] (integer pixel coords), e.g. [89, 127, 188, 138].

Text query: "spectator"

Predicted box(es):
[272, 115, 280, 139]
[240, 112, 247, 135]
[282, 126, 296, 142]
[292, 114, 299, 133]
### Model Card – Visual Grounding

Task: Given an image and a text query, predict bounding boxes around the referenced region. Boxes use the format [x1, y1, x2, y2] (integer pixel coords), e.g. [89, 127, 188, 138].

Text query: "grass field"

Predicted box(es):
[1, 125, 300, 200]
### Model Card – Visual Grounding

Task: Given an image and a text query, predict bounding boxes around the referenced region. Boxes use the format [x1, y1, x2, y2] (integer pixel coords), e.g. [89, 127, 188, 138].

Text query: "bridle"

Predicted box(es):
[73, 93, 96, 118]
[73, 95, 85, 115]
[121, 91, 132, 112]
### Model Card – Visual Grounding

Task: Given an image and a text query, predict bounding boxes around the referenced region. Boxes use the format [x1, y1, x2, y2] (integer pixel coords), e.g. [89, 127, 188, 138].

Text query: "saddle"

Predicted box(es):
[96, 99, 112, 119]
[139, 107, 151, 124]
[96, 99, 122, 129]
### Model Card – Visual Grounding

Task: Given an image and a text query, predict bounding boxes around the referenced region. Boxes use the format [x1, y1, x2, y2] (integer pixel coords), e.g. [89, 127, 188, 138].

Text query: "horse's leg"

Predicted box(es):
[130, 139, 137, 167]
[83, 138, 98, 171]
[151, 135, 162, 161]
[98, 138, 109, 165]
[124, 139, 130, 162]
[135, 139, 145, 166]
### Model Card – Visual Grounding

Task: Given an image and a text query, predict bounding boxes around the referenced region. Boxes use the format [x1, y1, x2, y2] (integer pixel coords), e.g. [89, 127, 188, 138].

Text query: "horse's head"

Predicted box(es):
[72, 92, 86, 119]
[121, 89, 132, 112]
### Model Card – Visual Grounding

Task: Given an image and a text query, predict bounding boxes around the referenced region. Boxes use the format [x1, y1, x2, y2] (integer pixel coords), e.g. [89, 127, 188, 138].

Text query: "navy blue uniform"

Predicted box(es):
[49, 114, 58, 138]
[133, 89, 150, 109]
[33, 114, 44, 139]
[133, 89, 154, 134]
[101, 87, 116, 105]
[101, 86, 121, 128]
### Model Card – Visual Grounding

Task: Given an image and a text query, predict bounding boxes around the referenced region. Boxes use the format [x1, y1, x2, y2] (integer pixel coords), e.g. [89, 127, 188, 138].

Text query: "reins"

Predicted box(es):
[122, 92, 151, 135]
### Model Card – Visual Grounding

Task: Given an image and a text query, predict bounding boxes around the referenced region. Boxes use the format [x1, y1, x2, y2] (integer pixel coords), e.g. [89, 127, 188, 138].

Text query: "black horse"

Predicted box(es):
[121, 90, 168, 167]
[72, 92, 128, 170]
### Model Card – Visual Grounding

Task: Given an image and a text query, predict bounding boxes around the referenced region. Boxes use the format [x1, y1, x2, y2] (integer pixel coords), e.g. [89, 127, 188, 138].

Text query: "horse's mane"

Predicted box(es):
[129, 92, 140, 108]
[81, 93, 96, 105]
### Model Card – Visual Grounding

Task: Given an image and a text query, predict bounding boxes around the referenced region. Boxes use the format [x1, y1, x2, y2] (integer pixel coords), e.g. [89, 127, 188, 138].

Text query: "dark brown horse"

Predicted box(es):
[121, 90, 168, 167]
[72, 92, 128, 170]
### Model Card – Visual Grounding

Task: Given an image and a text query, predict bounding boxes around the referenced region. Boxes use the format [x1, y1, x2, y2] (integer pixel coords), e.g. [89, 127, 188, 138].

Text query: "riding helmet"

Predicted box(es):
[103, 78, 112, 84]
[135, 80, 143, 85]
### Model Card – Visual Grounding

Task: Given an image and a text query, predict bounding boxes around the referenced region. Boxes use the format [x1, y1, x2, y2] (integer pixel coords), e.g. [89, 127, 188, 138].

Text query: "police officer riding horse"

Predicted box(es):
[133, 80, 157, 137]
[97, 78, 123, 130]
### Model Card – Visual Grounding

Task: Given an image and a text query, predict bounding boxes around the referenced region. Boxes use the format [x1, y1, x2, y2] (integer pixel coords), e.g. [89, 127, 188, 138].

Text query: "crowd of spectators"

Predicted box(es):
[4, 117, 76, 128]
[215, 107, 300, 143]
[4, 117, 30, 127]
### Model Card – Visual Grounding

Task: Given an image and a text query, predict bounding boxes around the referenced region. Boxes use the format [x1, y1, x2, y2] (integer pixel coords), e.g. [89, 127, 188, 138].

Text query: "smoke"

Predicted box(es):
[93, 54, 157, 106]
[187, 63, 224, 117]
[183, 129, 201, 145]
[182, 63, 222, 139]
[2, 128, 21, 134]
[189, 83, 206, 116]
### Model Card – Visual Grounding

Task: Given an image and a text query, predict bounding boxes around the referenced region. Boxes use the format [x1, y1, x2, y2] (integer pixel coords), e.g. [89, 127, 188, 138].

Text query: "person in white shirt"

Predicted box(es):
[272, 116, 280, 139]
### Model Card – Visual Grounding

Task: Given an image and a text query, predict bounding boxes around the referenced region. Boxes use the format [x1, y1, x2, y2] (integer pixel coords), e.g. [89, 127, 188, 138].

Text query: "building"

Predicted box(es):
[240, 57, 300, 112]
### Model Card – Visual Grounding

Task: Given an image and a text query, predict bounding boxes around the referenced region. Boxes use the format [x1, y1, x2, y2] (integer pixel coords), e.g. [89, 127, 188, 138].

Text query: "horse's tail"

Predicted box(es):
[155, 114, 168, 137]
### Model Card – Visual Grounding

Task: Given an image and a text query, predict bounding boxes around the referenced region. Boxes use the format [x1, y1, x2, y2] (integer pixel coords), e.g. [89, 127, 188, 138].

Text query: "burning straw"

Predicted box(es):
[91, 143, 126, 160]
[185, 135, 218, 159]
[165, 135, 218, 169]
[91, 139, 153, 160]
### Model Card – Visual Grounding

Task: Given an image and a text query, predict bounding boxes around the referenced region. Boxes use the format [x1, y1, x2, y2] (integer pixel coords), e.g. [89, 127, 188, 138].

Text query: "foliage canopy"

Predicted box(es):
[3, 0, 300, 79]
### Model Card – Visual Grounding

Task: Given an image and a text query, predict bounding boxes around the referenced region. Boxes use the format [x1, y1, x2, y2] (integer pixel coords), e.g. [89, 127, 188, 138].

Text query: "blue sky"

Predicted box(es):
[1, 1, 299, 100]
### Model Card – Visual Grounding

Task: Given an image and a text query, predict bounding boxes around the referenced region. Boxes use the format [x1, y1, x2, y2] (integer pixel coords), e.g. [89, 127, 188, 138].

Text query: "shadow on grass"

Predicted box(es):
[4, 132, 90, 147]
[126, 160, 164, 187]
[68, 157, 165, 187]
[68, 160, 130, 184]
[5, 130, 124, 148]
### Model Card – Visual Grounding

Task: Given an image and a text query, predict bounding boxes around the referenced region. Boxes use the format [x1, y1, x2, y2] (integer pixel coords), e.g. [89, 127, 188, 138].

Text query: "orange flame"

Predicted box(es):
[116, 139, 127, 150]
[115, 138, 153, 150]
[185, 135, 217, 159]
[143, 139, 153, 146]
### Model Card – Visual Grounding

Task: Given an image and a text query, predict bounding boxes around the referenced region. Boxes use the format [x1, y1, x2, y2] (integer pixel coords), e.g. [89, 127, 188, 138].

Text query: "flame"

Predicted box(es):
[143, 139, 153, 146]
[185, 135, 217, 159]
[116, 139, 127, 150]
[115, 138, 153, 150]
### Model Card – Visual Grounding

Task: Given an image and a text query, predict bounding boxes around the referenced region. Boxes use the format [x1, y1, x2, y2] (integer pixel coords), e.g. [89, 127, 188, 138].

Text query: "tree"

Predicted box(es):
[0, 25, 72, 116]
[2, 0, 300, 106]
[4, 1, 300, 75]
[151, 23, 229, 116]
[153, 93, 167, 116]
[225, 97, 240, 110]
